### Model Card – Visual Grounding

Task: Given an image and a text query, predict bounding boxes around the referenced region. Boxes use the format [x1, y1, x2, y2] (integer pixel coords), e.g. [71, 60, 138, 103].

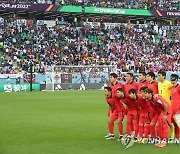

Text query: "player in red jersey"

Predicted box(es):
[104, 87, 125, 140]
[147, 72, 160, 138]
[129, 88, 151, 141]
[138, 72, 148, 94]
[109, 73, 123, 95]
[145, 88, 172, 148]
[114, 95, 126, 141]
[116, 88, 139, 138]
[147, 72, 159, 95]
[170, 74, 180, 139]
[108, 73, 123, 117]
[124, 73, 138, 95]
[104, 87, 116, 139]
[139, 86, 156, 143]
[146, 72, 159, 137]
[123, 73, 138, 134]
[108, 72, 124, 115]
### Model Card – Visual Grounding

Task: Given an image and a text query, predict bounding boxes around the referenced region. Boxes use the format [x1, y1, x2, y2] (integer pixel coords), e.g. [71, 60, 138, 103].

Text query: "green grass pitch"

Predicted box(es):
[0, 90, 179, 154]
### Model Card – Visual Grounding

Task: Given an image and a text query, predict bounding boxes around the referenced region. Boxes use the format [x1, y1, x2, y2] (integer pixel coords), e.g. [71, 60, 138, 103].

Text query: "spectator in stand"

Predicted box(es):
[0, 17, 179, 74]
[60, 0, 179, 10]
[1, 0, 179, 10]
[0, 0, 54, 4]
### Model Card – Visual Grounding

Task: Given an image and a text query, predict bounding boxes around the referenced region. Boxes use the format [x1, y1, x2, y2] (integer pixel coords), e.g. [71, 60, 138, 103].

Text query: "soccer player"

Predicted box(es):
[129, 88, 151, 141]
[147, 72, 158, 95]
[109, 73, 123, 95]
[114, 94, 126, 141]
[138, 72, 148, 93]
[128, 88, 153, 142]
[104, 87, 125, 140]
[124, 72, 138, 95]
[170, 74, 180, 139]
[107, 73, 123, 117]
[158, 70, 174, 138]
[158, 70, 172, 105]
[123, 73, 138, 134]
[145, 88, 172, 147]
[116, 88, 139, 138]
[139, 87, 155, 143]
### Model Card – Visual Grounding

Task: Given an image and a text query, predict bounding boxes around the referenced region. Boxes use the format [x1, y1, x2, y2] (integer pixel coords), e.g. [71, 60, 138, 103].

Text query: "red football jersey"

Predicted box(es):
[109, 82, 123, 96]
[130, 94, 149, 112]
[114, 96, 125, 113]
[138, 80, 149, 93]
[105, 95, 116, 112]
[124, 81, 138, 95]
[170, 84, 180, 108]
[121, 95, 139, 111]
[146, 99, 155, 113]
[148, 81, 159, 95]
[151, 96, 171, 113]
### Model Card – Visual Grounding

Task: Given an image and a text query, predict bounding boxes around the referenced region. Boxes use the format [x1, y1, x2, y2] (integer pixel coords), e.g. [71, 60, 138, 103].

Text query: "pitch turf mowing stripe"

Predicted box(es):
[0, 91, 179, 154]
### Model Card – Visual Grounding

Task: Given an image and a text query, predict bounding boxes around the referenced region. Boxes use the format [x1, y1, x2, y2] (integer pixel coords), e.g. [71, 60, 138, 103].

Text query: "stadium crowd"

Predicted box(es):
[0, 17, 179, 74]
[63, 0, 179, 10]
[1, 0, 179, 10]
[0, 0, 54, 4]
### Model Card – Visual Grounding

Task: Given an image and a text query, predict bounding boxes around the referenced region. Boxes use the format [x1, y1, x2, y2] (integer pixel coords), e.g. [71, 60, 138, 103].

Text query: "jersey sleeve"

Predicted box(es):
[156, 98, 167, 107]
[168, 81, 173, 89]
[158, 82, 160, 93]
[178, 85, 180, 93]
[121, 98, 127, 105]
[105, 97, 109, 104]
[157, 99, 163, 105]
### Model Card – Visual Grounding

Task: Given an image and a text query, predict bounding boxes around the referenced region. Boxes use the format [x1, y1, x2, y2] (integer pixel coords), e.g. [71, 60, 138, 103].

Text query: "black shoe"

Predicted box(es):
[117, 135, 123, 141]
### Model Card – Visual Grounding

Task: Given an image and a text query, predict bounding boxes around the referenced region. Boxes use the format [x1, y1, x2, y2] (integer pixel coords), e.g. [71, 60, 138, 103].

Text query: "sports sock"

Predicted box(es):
[118, 123, 123, 135]
[108, 123, 114, 134]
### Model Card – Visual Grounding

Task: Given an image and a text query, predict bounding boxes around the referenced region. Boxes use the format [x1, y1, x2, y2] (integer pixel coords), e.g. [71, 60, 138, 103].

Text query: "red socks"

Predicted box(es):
[134, 123, 139, 137]
[126, 121, 131, 135]
[144, 125, 150, 138]
[108, 123, 114, 134]
[175, 123, 180, 138]
[139, 125, 144, 138]
[156, 125, 162, 138]
[118, 123, 123, 135]
[150, 125, 156, 138]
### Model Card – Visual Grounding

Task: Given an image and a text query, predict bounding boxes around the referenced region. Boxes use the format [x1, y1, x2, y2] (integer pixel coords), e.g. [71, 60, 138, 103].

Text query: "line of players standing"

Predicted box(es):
[104, 71, 180, 148]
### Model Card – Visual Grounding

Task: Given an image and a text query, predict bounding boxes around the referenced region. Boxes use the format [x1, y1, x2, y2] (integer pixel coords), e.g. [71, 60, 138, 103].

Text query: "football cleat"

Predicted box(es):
[117, 135, 123, 141]
[105, 133, 115, 140]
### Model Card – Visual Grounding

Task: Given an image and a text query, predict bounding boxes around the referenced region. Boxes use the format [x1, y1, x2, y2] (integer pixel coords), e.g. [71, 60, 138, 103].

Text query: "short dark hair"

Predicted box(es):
[140, 86, 148, 92]
[116, 88, 125, 93]
[145, 88, 153, 94]
[158, 70, 166, 78]
[139, 71, 146, 76]
[128, 88, 137, 94]
[147, 72, 155, 80]
[171, 74, 179, 81]
[126, 73, 133, 78]
[110, 73, 117, 78]
[104, 87, 112, 92]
